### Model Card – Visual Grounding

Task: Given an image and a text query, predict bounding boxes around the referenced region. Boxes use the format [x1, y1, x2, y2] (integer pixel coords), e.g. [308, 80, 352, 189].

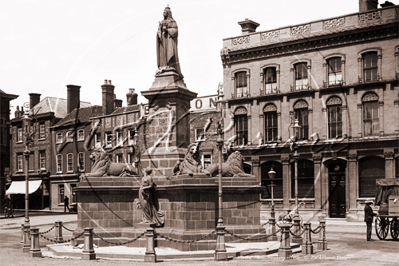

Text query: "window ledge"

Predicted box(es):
[260, 198, 284, 202]
[38, 138, 46, 141]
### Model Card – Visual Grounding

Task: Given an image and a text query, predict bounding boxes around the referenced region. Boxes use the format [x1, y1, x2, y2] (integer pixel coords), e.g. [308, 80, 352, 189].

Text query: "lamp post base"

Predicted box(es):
[214, 224, 227, 261]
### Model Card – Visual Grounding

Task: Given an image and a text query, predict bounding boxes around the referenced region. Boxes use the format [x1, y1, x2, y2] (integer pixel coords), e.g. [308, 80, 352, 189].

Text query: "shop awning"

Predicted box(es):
[6, 180, 42, 194]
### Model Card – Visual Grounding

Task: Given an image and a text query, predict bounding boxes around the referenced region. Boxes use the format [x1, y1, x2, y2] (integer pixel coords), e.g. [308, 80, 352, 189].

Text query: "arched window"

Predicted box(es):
[56, 154, 62, 173]
[77, 129, 84, 141]
[291, 160, 314, 198]
[261, 161, 283, 199]
[359, 156, 384, 197]
[264, 104, 278, 142]
[327, 57, 342, 85]
[362, 92, 379, 136]
[234, 107, 248, 145]
[235, 71, 248, 98]
[56, 133, 63, 144]
[294, 62, 309, 90]
[327, 96, 342, 139]
[293, 100, 309, 140]
[67, 153, 73, 173]
[363, 52, 378, 82]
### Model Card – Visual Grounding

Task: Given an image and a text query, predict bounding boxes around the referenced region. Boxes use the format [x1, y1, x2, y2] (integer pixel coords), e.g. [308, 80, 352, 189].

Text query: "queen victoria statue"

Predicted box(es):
[156, 6, 182, 77]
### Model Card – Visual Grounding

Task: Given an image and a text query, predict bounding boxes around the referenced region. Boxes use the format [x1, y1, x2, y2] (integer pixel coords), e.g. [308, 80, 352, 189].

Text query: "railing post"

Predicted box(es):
[302, 222, 313, 254]
[81, 228, 96, 260]
[29, 228, 42, 257]
[21, 223, 24, 244]
[22, 224, 31, 252]
[278, 224, 292, 259]
[317, 220, 327, 250]
[269, 218, 277, 241]
[144, 227, 156, 262]
[292, 216, 303, 244]
[55, 220, 63, 243]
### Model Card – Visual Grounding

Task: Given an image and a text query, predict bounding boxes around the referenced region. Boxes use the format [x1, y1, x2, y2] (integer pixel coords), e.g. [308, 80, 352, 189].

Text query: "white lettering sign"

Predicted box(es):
[190, 95, 218, 111]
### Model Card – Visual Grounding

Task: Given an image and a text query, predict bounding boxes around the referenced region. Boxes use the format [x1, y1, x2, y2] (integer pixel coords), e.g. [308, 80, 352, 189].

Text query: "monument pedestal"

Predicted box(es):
[75, 175, 267, 251]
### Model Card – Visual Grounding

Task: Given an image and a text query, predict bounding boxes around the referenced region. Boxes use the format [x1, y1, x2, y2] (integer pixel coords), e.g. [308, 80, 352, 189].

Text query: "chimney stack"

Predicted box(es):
[114, 99, 123, 109]
[66, 84, 81, 113]
[126, 88, 138, 106]
[102, 79, 115, 115]
[238, 19, 260, 35]
[29, 93, 41, 110]
[359, 0, 379, 12]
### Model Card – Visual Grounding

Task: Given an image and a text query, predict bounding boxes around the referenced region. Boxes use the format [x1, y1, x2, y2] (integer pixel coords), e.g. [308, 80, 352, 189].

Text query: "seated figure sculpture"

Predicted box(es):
[204, 151, 253, 177]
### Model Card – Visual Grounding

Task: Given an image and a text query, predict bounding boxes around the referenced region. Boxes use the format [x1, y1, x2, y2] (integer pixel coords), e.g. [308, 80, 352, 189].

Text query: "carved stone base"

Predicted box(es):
[150, 69, 187, 90]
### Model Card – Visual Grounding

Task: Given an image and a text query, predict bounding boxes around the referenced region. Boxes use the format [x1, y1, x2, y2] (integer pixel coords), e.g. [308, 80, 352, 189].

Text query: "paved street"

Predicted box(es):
[1, 212, 398, 265]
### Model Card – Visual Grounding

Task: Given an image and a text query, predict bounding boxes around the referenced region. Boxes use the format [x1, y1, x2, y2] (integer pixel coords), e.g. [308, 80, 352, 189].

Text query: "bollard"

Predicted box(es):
[302, 222, 314, 254]
[317, 220, 327, 250]
[55, 220, 63, 243]
[269, 218, 277, 241]
[22, 224, 31, 252]
[278, 224, 292, 259]
[291, 216, 303, 244]
[21, 224, 24, 244]
[29, 228, 42, 257]
[81, 228, 96, 260]
[144, 227, 156, 262]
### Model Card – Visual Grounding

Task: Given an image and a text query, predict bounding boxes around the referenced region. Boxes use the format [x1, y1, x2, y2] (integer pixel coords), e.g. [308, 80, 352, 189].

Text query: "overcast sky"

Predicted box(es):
[2, 0, 397, 118]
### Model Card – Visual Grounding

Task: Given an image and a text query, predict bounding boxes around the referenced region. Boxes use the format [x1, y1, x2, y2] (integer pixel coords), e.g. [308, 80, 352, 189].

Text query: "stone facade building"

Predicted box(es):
[220, 1, 399, 221]
[0, 89, 18, 214]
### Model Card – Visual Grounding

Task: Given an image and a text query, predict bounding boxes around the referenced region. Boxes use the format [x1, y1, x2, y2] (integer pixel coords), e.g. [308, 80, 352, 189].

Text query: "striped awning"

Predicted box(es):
[6, 180, 42, 194]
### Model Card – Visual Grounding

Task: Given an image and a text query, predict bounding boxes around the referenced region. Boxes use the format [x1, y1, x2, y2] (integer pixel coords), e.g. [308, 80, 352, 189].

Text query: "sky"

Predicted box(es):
[2, 0, 398, 118]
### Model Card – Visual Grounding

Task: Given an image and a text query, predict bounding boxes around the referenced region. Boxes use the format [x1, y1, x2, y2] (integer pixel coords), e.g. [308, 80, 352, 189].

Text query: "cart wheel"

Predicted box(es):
[375, 217, 388, 240]
[390, 218, 398, 240]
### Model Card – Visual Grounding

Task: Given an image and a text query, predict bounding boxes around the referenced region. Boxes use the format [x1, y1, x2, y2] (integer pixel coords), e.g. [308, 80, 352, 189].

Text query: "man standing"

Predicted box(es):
[64, 196, 70, 212]
[364, 200, 376, 241]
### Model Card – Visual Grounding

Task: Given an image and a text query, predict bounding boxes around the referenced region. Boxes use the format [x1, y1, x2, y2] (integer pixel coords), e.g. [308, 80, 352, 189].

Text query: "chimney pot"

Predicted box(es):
[359, 0, 379, 12]
[102, 80, 115, 115]
[126, 88, 138, 106]
[29, 93, 41, 111]
[238, 19, 260, 35]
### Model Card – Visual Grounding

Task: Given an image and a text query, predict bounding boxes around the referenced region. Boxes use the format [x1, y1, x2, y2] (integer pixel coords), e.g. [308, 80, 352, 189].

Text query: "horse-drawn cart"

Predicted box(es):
[374, 178, 399, 240]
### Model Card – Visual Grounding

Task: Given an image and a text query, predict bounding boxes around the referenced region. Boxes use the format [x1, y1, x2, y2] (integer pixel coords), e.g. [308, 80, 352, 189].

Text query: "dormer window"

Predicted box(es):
[56, 133, 63, 144]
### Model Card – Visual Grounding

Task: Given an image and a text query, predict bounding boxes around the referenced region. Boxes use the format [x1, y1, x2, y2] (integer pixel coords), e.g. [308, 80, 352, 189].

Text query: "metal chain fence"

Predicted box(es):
[310, 225, 322, 234]
[289, 227, 306, 237]
[62, 224, 75, 232]
[261, 220, 270, 226]
[223, 228, 282, 241]
[40, 232, 85, 244]
[39, 226, 55, 235]
[156, 230, 216, 244]
[92, 231, 146, 246]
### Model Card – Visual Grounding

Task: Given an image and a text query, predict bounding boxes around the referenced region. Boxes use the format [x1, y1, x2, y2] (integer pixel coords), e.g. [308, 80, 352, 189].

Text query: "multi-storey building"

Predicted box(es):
[9, 90, 91, 210]
[50, 85, 103, 211]
[0, 89, 18, 214]
[220, 0, 399, 221]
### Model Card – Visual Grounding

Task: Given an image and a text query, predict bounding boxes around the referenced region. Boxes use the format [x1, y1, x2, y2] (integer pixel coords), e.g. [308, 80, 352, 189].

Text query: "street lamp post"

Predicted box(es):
[22, 112, 33, 252]
[215, 120, 227, 261]
[291, 119, 301, 216]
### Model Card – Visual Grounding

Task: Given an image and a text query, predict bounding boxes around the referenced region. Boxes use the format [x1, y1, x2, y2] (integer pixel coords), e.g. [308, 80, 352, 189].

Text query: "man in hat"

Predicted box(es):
[364, 200, 376, 241]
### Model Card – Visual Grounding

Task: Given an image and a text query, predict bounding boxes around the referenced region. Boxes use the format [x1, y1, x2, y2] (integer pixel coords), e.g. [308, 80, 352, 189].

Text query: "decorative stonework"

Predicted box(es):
[234, 107, 248, 115]
[263, 103, 277, 112]
[291, 24, 310, 35]
[281, 155, 290, 164]
[332, 152, 338, 161]
[384, 151, 394, 159]
[326, 96, 342, 106]
[232, 36, 250, 46]
[293, 100, 308, 109]
[324, 17, 345, 29]
[261, 30, 280, 41]
[362, 92, 379, 102]
[312, 154, 322, 162]
[357, 104, 362, 109]
[348, 153, 357, 161]
[252, 158, 260, 165]
[359, 10, 382, 24]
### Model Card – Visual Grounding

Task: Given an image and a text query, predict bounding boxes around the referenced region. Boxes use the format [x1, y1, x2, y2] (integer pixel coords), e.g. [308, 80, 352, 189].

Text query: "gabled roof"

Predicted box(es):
[54, 105, 103, 128]
[30, 97, 91, 118]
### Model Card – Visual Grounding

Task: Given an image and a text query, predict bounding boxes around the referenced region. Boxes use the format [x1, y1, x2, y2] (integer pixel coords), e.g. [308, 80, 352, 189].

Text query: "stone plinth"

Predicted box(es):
[74, 175, 266, 251]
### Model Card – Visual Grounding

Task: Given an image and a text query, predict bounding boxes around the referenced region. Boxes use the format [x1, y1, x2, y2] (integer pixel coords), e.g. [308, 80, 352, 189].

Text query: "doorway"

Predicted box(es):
[328, 163, 346, 218]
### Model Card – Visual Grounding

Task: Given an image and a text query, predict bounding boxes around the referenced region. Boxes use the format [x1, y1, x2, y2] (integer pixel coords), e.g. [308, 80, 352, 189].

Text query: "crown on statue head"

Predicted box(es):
[164, 5, 170, 11]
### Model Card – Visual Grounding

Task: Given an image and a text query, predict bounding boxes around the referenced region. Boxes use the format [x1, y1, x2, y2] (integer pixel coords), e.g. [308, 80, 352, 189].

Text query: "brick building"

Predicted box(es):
[0, 89, 18, 214]
[9, 92, 91, 210]
[220, 1, 399, 221]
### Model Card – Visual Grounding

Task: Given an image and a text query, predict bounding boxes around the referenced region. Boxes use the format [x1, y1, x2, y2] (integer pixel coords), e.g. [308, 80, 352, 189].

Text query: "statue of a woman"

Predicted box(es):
[156, 6, 182, 77]
[138, 168, 164, 226]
